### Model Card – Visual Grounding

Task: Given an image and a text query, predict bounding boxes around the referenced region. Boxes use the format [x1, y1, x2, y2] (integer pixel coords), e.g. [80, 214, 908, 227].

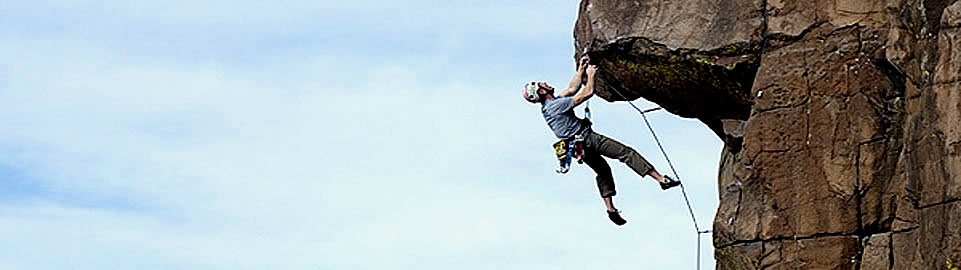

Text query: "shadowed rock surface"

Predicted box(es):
[574, 0, 765, 139]
[574, 0, 961, 268]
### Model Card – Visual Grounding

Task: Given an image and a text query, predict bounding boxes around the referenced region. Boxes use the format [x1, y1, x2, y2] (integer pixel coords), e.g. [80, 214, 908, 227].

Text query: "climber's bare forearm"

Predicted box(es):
[572, 69, 595, 106]
[561, 56, 591, 97]
[562, 70, 585, 97]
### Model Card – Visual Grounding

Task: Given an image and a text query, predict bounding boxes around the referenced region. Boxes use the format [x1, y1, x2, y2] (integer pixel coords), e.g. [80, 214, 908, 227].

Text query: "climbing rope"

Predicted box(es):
[584, 100, 591, 120]
[625, 102, 712, 270]
[600, 85, 710, 269]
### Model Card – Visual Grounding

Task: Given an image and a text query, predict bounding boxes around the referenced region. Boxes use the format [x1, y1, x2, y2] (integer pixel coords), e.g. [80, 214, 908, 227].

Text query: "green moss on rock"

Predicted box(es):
[715, 246, 756, 270]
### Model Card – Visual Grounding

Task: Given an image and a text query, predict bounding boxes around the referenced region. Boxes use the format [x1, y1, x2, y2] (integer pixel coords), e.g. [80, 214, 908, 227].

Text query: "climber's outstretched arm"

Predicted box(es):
[572, 65, 597, 106]
[559, 56, 591, 97]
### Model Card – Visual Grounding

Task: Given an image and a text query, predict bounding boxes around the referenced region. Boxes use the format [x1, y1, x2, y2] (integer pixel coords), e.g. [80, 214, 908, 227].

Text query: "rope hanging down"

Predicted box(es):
[577, 55, 708, 268]
[585, 100, 591, 120]
[625, 101, 712, 270]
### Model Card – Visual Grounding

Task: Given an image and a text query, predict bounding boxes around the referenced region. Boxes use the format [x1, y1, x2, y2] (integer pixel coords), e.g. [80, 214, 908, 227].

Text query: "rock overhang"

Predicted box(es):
[573, 0, 766, 140]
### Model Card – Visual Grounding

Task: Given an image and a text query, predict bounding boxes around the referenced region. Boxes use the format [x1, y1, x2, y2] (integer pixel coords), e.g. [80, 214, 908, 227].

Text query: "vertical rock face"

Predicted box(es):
[573, 0, 961, 269]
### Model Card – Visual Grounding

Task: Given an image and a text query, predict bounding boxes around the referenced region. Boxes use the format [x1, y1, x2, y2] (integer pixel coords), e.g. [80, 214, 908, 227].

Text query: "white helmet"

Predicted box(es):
[523, 81, 541, 103]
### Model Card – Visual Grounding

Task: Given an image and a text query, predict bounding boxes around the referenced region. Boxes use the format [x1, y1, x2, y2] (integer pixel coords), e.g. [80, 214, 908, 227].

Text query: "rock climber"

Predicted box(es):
[523, 55, 680, 226]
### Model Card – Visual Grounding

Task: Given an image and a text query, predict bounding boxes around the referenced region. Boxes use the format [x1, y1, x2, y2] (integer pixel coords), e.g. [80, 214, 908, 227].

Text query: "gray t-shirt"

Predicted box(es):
[542, 96, 590, 139]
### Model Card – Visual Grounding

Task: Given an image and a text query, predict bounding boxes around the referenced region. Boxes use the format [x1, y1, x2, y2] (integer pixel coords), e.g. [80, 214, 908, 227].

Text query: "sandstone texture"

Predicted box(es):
[574, 0, 961, 269]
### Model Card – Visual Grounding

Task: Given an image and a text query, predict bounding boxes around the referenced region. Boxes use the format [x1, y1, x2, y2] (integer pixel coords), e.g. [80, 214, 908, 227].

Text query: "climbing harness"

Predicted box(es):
[607, 88, 712, 270]
[553, 101, 593, 174]
[553, 134, 585, 174]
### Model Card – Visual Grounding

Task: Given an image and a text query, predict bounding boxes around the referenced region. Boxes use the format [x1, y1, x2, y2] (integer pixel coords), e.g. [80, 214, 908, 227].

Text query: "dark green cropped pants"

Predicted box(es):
[582, 130, 654, 198]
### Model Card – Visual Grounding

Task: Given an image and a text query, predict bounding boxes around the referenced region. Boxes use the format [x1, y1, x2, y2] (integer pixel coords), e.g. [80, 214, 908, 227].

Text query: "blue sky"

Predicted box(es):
[0, 1, 722, 269]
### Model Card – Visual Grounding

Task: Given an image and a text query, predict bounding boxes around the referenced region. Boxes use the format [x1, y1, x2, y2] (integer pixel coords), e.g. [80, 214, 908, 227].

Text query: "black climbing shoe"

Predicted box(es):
[607, 210, 627, 226]
[659, 176, 681, 190]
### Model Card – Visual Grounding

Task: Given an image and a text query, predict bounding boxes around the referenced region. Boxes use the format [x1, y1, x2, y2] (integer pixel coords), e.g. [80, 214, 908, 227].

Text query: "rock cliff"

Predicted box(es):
[573, 0, 961, 268]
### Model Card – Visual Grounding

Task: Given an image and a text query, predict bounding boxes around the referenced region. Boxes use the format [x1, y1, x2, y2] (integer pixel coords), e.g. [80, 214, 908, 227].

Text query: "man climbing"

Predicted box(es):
[523, 55, 680, 226]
